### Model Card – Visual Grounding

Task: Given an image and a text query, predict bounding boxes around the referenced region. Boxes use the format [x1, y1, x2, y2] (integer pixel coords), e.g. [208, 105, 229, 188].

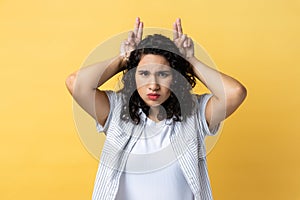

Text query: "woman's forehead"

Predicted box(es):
[138, 54, 170, 65]
[137, 63, 171, 71]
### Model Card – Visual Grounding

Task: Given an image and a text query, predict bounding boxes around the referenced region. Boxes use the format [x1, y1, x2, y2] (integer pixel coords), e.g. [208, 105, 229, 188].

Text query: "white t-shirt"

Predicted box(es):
[115, 114, 194, 200]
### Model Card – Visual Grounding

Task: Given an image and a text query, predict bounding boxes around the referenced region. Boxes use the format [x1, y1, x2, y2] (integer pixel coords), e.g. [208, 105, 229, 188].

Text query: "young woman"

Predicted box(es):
[66, 18, 247, 200]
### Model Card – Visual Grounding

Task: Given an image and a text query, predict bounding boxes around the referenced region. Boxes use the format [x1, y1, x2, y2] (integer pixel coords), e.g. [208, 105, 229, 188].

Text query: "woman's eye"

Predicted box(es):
[139, 71, 149, 76]
[158, 72, 170, 77]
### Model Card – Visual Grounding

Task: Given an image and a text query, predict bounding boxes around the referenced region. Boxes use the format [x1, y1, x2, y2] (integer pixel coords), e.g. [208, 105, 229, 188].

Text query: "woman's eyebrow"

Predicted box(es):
[157, 70, 171, 72]
[137, 70, 171, 73]
[137, 69, 149, 72]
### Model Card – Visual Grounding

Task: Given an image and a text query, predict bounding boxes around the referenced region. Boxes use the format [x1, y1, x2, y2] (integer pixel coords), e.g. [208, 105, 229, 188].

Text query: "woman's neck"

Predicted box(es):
[148, 105, 167, 122]
[148, 106, 160, 122]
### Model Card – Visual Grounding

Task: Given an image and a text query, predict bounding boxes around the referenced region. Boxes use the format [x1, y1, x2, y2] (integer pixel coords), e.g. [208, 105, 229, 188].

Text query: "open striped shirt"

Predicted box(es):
[92, 91, 220, 200]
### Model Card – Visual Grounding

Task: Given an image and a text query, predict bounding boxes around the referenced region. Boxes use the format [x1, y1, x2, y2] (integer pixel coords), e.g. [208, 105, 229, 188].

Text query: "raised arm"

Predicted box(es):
[65, 17, 143, 126]
[173, 18, 247, 130]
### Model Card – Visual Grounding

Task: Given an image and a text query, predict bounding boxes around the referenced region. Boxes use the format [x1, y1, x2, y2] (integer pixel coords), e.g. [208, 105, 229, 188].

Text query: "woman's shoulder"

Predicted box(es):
[193, 92, 213, 101]
[190, 93, 214, 113]
[103, 90, 124, 100]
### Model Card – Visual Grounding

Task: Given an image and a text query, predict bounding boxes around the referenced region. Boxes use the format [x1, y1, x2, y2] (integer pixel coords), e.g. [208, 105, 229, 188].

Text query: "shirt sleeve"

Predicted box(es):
[197, 93, 221, 136]
[95, 90, 116, 134]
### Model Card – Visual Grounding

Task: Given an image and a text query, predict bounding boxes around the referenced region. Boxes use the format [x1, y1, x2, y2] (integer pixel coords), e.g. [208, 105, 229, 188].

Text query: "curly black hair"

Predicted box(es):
[118, 34, 197, 124]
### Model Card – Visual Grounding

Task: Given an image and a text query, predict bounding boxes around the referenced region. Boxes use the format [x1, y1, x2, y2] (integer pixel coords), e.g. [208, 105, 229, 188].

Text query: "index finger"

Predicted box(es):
[176, 18, 183, 36]
[173, 21, 179, 40]
[134, 17, 140, 36]
[136, 21, 143, 41]
[173, 18, 183, 40]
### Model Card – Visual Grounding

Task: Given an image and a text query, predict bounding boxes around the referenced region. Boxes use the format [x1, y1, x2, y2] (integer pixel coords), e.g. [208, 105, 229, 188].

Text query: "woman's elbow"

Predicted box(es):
[237, 84, 247, 102]
[230, 84, 247, 105]
[65, 72, 78, 95]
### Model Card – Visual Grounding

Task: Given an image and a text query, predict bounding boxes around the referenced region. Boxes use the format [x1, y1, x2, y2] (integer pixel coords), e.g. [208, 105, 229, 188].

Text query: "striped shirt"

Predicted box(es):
[92, 91, 220, 200]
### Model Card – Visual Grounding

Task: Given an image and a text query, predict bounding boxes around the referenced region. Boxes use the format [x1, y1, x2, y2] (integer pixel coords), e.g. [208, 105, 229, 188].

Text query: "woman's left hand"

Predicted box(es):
[120, 17, 144, 59]
[173, 18, 194, 60]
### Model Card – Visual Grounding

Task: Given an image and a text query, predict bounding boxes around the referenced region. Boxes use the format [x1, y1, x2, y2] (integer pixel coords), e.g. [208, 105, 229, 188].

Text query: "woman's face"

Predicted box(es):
[135, 54, 173, 107]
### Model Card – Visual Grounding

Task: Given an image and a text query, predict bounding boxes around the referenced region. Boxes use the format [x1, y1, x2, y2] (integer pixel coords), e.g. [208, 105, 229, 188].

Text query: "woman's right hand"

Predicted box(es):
[120, 17, 144, 60]
[173, 18, 194, 60]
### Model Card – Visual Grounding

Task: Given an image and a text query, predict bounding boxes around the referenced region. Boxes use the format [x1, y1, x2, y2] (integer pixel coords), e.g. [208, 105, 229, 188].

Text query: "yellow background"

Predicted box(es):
[1, 0, 299, 199]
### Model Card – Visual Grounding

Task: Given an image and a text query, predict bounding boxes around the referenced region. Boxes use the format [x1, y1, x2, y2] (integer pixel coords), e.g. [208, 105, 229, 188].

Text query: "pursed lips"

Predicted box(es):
[147, 93, 160, 100]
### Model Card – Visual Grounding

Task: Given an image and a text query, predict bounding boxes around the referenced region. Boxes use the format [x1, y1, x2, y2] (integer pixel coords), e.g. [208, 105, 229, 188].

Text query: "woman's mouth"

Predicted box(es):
[147, 93, 160, 100]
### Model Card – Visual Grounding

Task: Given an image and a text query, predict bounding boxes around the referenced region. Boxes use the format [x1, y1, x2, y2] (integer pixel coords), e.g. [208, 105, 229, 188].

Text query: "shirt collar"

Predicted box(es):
[138, 109, 173, 125]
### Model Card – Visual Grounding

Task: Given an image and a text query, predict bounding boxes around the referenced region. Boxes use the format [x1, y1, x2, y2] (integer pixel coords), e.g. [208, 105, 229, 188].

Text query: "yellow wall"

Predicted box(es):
[1, 0, 299, 199]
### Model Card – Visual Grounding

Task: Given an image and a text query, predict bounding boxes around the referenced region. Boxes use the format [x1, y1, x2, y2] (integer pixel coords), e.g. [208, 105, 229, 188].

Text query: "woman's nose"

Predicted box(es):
[148, 82, 160, 91]
[148, 75, 160, 91]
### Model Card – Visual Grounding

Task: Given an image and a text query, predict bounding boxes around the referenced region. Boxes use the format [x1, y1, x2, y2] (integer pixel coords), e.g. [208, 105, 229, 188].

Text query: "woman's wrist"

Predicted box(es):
[186, 55, 198, 65]
[118, 53, 129, 71]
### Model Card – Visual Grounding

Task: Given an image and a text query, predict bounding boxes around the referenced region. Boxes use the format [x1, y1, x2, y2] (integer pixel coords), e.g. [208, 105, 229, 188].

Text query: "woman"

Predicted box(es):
[66, 17, 247, 200]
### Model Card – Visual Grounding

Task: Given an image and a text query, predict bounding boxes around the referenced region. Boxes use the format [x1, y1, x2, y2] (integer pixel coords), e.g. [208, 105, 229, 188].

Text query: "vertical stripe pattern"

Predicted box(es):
[92, 91, 220, 200]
